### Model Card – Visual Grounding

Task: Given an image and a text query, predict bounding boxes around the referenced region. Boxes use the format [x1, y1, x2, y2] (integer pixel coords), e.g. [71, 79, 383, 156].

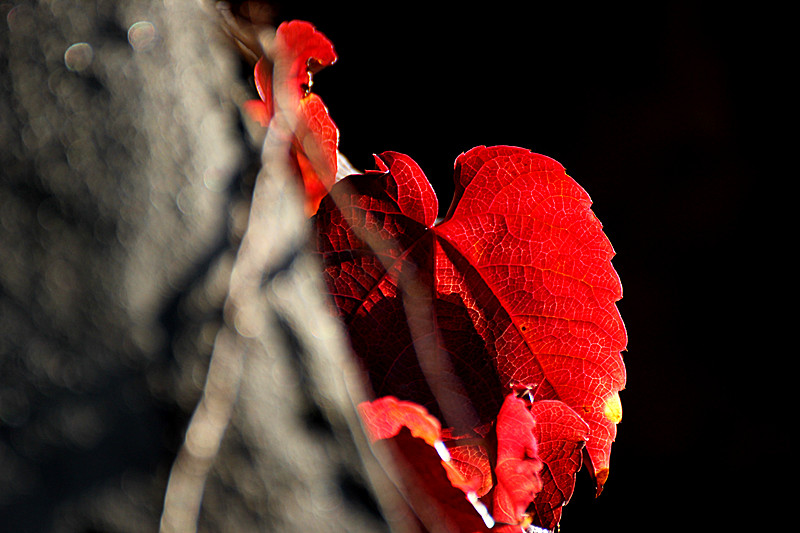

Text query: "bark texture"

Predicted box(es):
[1, 2, 395, 531]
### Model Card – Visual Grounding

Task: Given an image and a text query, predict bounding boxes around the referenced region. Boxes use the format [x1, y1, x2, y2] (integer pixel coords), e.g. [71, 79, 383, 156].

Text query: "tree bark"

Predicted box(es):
[1, 2, 399, 531]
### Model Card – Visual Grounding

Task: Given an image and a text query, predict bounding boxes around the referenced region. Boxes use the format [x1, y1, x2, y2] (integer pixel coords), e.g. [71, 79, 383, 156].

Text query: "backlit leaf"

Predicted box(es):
[358, 397, 496, 532]
[316, 146, 626, 526]
[491, 393, 543, 529]
[245, 20, 339, 214]
[528, 400, 589, 529]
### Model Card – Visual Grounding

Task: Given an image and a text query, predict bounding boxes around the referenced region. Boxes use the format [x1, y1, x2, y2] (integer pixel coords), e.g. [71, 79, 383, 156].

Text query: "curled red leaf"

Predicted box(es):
[274, 19, 337, 102]
[245, 20, 339, 215]
[252, 20, 337, 114]
[492, 393, 543, 528]
[358, 395, 442, 447]
[358, 397, 495, 532]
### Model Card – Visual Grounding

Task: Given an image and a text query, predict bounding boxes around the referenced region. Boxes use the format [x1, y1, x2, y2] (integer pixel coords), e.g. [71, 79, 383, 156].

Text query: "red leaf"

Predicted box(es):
[358, 396, 442, 447]
[528, 400, 589, 529]
[273, 19, 337, 103]
[251, 57, 273, 123]
[444, 439, 493, 498]
[384, 430, 496, 533]
[294, 94, 339, 213]
[441, 145, 626, 493]
[358, 397, 495, 533]
[315, 146, 626, 519]
[252, 20, 337, 109]
[245, 20, 339, 215]
[491, 393, 543, 528]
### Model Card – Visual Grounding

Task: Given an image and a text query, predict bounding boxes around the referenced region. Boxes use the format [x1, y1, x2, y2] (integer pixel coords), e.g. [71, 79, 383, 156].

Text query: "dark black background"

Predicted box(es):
[276, 2, 790, 531]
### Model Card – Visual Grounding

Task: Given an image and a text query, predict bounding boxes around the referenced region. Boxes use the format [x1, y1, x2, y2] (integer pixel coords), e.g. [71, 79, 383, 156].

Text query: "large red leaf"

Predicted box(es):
[315, 146, 626, 518]
[438, 145, 626, 491]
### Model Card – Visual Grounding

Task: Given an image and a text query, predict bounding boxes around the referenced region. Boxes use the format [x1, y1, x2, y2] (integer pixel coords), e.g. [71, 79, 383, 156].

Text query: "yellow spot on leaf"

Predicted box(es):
[603, 392, 622, 424]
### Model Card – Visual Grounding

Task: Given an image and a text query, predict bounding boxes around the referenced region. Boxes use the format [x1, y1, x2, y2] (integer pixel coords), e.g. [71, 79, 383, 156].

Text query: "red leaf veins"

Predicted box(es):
[315, 146, 626, 528]
[491, 393, 543, 529]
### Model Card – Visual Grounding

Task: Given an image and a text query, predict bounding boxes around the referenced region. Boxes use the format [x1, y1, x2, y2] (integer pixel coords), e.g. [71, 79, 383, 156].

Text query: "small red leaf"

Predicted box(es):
[358, 397, 495, 532]
[245, 20, 340, 215]
[358, 396, 442, 447]
[251, 20, 337, 109]
[492, 393, 543, 528]
[274, 19, 337, 102]
[252, 56, 273, 118]
[294, 94, 339, 212]
[444, 439, 493, 497]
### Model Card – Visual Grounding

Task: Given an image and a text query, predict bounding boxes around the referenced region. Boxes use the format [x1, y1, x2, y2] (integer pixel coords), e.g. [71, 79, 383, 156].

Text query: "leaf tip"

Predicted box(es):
[371, 153, 389, 172]
[594, 468, 610, 497]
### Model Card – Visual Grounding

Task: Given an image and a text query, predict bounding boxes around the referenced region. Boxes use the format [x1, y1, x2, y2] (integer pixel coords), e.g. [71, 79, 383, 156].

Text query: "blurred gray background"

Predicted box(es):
[2, 2, 393, 532]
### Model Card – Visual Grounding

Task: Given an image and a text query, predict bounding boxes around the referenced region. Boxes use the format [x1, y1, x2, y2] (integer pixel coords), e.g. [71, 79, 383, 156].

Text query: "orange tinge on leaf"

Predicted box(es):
[244, 20, 340, 215]
[358, 397, 498, 531]
[358, 396, 442, 447]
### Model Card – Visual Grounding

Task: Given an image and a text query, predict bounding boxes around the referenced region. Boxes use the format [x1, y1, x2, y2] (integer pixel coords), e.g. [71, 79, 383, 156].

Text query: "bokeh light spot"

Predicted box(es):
[64, 42, 93, 72]
[127, 21, 156, 51]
